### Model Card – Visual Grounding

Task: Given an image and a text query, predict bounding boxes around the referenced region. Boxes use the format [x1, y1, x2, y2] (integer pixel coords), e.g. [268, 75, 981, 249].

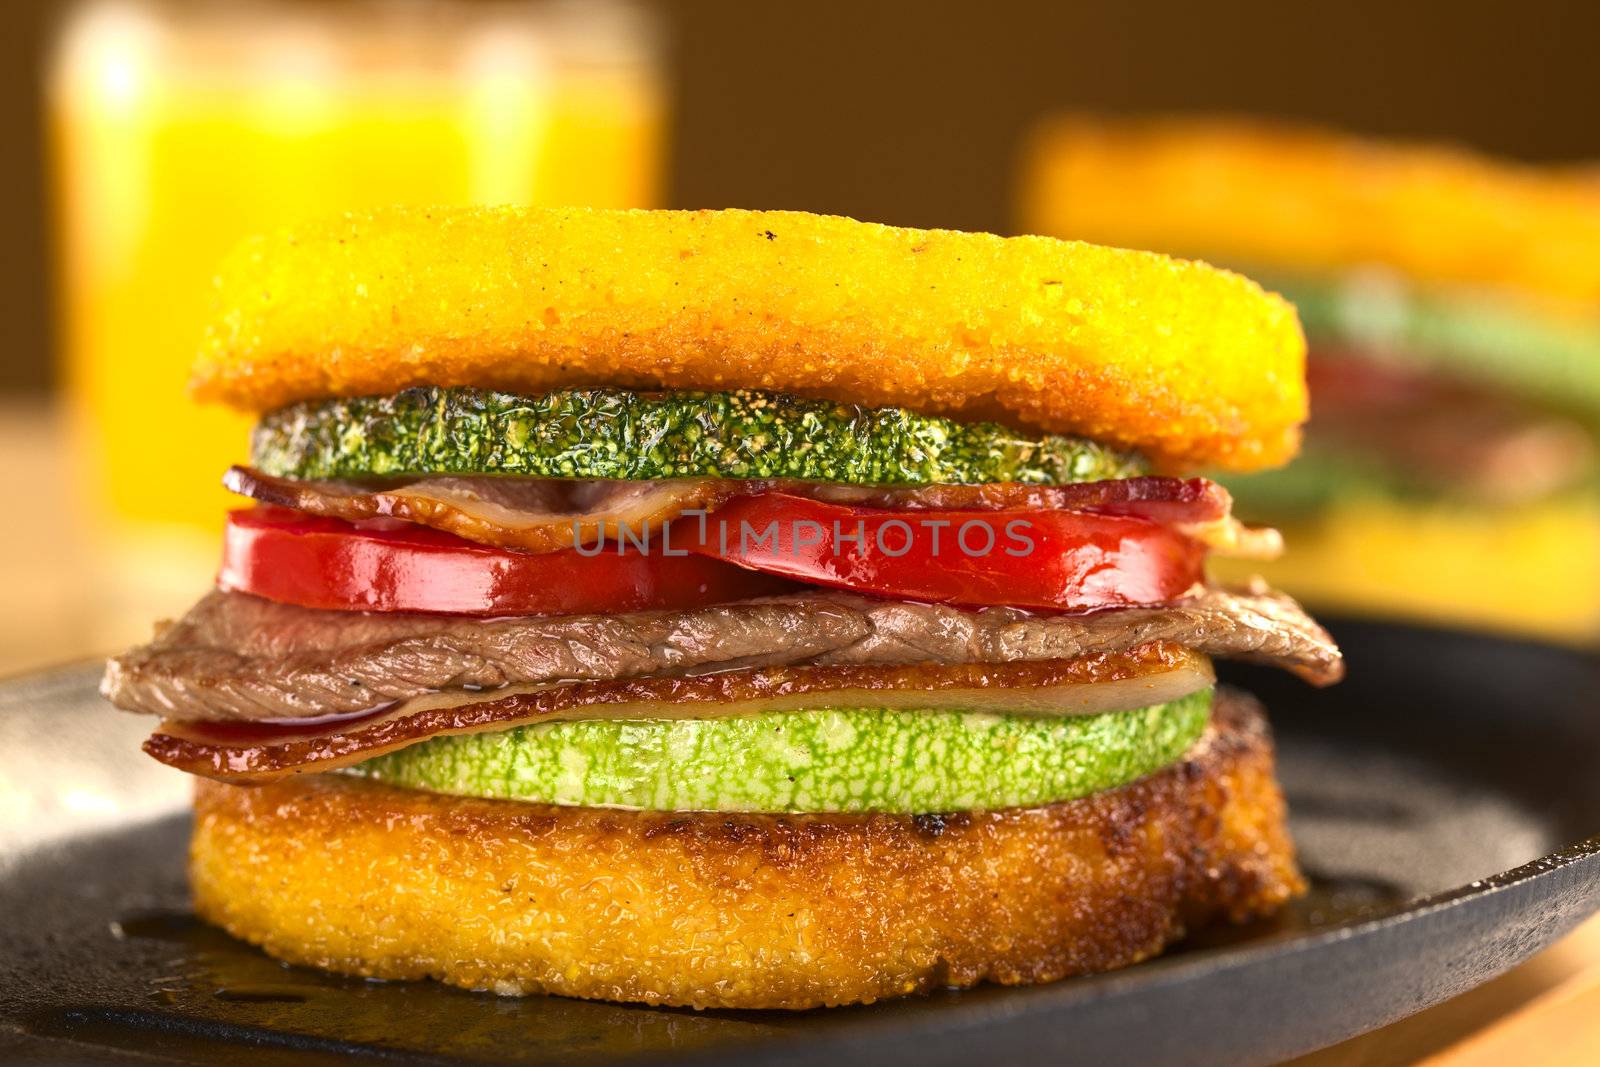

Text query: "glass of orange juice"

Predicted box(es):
[48, 0, 666, 645]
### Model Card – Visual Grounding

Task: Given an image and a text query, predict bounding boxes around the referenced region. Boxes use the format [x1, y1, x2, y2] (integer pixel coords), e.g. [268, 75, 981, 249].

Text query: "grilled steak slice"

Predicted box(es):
[104, 583, 1342, 723]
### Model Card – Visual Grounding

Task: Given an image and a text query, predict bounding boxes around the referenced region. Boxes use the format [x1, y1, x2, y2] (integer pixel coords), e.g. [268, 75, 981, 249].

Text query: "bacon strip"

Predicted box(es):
[223, 467, 746, 554]
[818, 478, 1282, 558]
[143, 649, 1211, 782]
[225, 467, 1281, 559]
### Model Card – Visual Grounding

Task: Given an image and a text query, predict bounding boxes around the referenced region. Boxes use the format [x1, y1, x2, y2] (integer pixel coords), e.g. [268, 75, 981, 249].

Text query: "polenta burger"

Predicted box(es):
[102, 207, 1342, 1010]
[1022, 117, 1600, 638]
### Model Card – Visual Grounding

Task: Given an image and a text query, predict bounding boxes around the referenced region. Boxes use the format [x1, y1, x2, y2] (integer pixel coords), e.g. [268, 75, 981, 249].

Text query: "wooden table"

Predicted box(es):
[2, 400, 1594, 1063]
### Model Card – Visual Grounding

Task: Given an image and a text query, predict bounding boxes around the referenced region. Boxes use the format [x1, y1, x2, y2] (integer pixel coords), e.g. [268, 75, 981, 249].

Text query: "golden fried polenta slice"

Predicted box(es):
[1021, 115, 1600, 306]
[189, 691, 1302, 1009]
[191, 207, 1305, 472]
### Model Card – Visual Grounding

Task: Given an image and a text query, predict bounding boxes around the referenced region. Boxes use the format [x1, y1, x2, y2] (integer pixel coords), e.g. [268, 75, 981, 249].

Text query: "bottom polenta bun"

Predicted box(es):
[189, 692, 1302, 1010]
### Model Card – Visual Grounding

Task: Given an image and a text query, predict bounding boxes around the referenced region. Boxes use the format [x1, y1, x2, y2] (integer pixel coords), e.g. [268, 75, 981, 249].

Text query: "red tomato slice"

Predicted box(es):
[684, 493, 1205, 612]
[219, 507, 789, 615]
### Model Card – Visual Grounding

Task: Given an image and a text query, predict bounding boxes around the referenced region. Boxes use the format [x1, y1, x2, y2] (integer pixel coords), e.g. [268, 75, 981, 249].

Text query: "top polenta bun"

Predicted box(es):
[192, 206, 1306, 472]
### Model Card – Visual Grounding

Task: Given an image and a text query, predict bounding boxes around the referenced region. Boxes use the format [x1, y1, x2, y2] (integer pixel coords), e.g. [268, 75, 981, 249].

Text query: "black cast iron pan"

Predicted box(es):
[2, 617, 1597, 1066]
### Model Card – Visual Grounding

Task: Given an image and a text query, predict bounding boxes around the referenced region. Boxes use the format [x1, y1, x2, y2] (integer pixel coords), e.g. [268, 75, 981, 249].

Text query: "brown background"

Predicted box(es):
[5, 0, 1600, 394]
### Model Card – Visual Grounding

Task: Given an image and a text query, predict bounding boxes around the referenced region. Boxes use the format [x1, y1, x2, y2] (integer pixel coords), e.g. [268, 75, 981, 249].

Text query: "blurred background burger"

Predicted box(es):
[1020, 117, 1600, 639]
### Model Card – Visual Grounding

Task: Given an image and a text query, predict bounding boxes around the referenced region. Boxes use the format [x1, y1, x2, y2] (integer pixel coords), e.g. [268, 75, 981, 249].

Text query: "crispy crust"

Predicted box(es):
[189, 690, 1302, 1009]
[1021, 116, 1600, 306]
[191, 207, 1305, 472]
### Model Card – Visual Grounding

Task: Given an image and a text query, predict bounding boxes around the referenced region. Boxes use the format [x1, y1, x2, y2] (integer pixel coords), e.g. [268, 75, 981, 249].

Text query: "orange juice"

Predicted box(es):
[48, 0, 664, 640]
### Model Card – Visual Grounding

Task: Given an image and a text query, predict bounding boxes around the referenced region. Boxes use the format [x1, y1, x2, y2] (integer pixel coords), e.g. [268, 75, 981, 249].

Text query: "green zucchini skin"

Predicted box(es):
[252, 386, 1146, 486]
[1270, 273, 1600, 427]
[345, 690, 1212, 815]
